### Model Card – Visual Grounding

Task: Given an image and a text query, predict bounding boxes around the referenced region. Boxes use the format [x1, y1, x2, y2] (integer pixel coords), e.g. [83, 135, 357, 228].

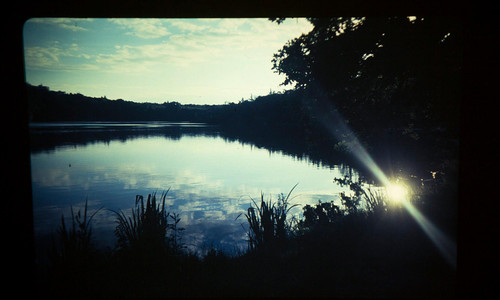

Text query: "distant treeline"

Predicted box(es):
[26, 83, 333, 146]
[26, 83, 222, 123]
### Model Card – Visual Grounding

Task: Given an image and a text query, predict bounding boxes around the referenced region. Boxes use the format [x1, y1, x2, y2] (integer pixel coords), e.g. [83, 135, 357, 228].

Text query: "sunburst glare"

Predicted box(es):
[312, 91, 456, 269]
[386, 182, 408, 204]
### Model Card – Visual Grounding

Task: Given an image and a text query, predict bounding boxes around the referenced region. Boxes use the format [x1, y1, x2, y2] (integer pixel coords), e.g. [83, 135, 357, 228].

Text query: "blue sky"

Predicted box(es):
[23, 18, 313, 104]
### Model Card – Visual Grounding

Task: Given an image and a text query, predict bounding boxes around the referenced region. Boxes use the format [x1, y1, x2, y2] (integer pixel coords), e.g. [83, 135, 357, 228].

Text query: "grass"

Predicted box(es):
[48, 198, 102, 266]
[37, 182, 456, 299]
[111, 190, 171, 254]
[363, 187, 386, 210]
[238, 183, 299, 253]
[44, 198, 104, 297]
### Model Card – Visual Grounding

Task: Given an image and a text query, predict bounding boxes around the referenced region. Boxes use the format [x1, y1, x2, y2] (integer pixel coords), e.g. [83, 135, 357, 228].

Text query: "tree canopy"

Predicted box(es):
[272, 16, 462, 138]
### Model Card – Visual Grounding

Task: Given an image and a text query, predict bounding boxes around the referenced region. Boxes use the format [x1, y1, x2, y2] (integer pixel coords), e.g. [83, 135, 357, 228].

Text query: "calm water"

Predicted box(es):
[30, 122, 361, 254]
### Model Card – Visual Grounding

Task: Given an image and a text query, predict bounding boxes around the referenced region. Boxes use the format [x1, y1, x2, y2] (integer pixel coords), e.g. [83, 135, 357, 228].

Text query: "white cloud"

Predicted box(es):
[24, 42, 97, 71]
[94, 36, 224, 73]
[27, 18, 93, 32]
[26, 18, 312, 73]
[108, 18, 170, 39]
[210, 18, 247, 33]
[168, 20, 209, 32]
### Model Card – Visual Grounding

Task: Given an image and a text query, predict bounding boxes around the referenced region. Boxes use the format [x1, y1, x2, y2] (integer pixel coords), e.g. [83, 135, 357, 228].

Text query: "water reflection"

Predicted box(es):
[29, 121, 218, 154]
[30, 122, 360, 254]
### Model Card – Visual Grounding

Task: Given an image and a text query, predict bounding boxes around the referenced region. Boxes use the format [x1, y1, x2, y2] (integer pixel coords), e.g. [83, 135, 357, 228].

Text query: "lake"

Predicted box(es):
[29, 122, 363, 255]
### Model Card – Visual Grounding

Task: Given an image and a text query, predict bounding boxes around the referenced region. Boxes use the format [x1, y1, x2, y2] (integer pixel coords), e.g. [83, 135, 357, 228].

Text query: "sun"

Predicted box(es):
[386, 182, 408, 203]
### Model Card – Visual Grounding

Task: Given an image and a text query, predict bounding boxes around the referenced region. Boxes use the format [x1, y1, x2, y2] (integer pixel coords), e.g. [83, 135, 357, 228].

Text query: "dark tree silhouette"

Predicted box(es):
[272, 16, 462, 138]
[271, 16, 462, 175]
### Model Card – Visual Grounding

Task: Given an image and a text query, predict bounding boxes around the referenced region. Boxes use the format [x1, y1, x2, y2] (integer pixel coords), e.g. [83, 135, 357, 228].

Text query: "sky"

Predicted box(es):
[23, 18, 313, 105]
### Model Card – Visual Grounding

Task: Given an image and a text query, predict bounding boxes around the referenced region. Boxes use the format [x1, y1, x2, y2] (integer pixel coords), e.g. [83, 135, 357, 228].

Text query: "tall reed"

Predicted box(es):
[111, 190, 170, 253]
[49, 198, 102, 265]
[363, 188, 388, 215]
[240, 184, 299, 252]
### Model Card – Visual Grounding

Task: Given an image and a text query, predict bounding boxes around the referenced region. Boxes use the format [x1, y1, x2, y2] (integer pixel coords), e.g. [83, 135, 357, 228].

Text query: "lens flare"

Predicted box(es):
[400, 199, 457, 268]
[386, 183, 408, 203]
[311, 94, 456, 269]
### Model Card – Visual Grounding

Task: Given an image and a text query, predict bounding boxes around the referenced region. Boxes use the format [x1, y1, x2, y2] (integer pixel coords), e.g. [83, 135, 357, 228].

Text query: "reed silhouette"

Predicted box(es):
[112, 191, 172, 255]
[36, 181, 455, 298]
[237, 183, 299, 255]
[44, 199, 104, 297]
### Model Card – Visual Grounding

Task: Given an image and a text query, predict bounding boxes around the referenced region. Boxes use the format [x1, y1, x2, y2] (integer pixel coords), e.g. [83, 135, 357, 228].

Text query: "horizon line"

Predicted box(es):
[26, 82, 289, 106]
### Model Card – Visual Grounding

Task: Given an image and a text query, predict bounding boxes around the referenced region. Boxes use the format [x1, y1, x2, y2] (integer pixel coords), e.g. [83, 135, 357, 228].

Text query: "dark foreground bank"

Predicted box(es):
[34, 178, 456, 299]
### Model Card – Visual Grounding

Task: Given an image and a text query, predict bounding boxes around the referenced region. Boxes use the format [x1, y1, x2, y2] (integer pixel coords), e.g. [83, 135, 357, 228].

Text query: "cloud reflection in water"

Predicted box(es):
[31, 134, 354, 252]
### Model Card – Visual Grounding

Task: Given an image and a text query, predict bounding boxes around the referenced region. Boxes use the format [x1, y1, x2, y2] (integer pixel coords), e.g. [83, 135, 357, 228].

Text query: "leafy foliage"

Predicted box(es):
[272, 17, 461, 137]
[334, 176, 365, 214]
[302, 200, 342, 227]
